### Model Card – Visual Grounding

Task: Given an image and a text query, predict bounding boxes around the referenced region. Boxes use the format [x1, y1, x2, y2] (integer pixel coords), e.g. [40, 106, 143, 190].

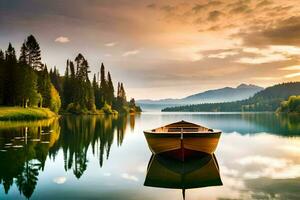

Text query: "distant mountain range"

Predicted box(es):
[137, 84, 264, 105]
[162, 82, 300, 112]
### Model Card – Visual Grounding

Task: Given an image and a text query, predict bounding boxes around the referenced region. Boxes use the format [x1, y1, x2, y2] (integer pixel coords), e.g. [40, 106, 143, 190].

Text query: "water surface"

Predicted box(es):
[1, 112, 300, 200]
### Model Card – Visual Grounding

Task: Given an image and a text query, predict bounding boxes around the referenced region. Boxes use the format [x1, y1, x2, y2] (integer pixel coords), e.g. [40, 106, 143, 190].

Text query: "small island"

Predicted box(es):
[0, 35, 141, 120]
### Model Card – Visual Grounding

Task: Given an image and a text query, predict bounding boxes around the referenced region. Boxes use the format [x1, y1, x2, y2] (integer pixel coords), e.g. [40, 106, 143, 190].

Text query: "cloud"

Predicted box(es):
[207, 10, 224, 21]
[121, 173, 138, 182]
[230, 4, 252, 14]
[161, 5, 176, 12]
[239, 16, 300, 47]
[251, 77, 279, 81]
[192, 1, 222, 13]
[284, 72, 300, 78]
[256, 0, 273, 8]
[105, 42, 117, 47]
[146, 3, 156, 9]
[279, 65, 300, 71]
[235, 47, 293, 64]
[236, 54, 287, 64]
[122, 49, 140, 57]
[55, 36, 70, 43]
[53, 176, 67, 184]
[208, 50, 239, 59]
[228, 0, 252, 14]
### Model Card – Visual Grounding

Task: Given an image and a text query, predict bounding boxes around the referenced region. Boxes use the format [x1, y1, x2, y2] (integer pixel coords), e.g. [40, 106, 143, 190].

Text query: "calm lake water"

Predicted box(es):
[1, 112, 300, 200]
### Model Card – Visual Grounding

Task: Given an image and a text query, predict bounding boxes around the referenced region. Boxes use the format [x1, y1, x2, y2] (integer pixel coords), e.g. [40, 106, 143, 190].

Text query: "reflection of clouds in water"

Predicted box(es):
[136, 164, 147, 173]
[243, 164, 300, 179]
[121, 173, 139, 182]
[279, 145, 300, 154]
[216, 133, 300, 199]
[237, 155, 289, 168]
[236, 155, 300, 179]
[53, 176, 67, 184]
[103, 172, 111, 177]
[220, 165, 239, 177]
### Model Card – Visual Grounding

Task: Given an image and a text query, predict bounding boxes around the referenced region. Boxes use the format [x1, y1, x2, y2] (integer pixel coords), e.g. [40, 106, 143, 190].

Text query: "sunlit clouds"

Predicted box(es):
[122, 50, 140, 57]
[55, 36, 70, 43]
[105, 42, 117, 47]
[284, 72, 300, 78]
[1, 0, 300, 99]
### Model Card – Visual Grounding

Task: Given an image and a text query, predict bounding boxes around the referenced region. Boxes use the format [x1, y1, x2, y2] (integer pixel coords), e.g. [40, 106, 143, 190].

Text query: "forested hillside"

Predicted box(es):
[162, 82, 300, 112]
[277, 95, 300, 113]
[0, 35, 141, 115]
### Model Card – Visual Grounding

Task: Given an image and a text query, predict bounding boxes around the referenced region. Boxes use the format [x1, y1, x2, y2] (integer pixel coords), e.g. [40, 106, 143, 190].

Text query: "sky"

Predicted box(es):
[1, 0, 300, 100]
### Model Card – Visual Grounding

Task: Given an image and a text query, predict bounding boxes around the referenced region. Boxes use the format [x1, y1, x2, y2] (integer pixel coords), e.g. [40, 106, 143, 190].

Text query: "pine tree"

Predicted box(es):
[120, 83, 126, 103]
[25, 35, 42, 71]
[92, 73, 101, 109]
[107, 71, 114, 105]
[62, 54, 96, 112]
[37, 65, 52, 107]
[63, 61, 71, 107]
[19, 42, 28, 64]
[0, 50, 5, 60]
[114, 82, 127, 112]
[99, 63, 107, 107]
[4, 43, 17, 105]
[5, 43, 17, 62]
[0, 50, 4, 104]
[50, 66, 62, 95]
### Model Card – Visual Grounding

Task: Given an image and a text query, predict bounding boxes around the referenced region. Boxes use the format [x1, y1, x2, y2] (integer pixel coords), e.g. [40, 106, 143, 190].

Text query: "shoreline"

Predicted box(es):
[0, 106, 142, 121]
[0, 107, 58, 121]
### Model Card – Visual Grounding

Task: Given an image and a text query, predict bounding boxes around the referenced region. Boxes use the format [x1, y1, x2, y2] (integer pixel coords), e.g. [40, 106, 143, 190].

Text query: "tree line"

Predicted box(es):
[277, 95, 300, 113]
[162, 82, 300, 112]
[0, 35, 141, 114]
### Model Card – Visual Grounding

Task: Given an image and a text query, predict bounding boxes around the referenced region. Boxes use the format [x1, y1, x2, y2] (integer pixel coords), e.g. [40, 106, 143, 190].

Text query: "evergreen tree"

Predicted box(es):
[5, 43, 17, 62]
[62, 61, 71, 108]
[19, 42, 28, 64]
[114, 82, 127, 112]
[0, 50, 4, 60]
[37, 65, 52, 107]
[0, 50, 4, 104]
[107, 71, 114, 105]
[25, 35, 42, 71]
[15, 63, 40, 107]
[4, 43, 17, 105]
[62, 54, 95, 112]
[50, 66, 62, 95]
[92, 74, 101, 109]
[99, 63, 107, 107]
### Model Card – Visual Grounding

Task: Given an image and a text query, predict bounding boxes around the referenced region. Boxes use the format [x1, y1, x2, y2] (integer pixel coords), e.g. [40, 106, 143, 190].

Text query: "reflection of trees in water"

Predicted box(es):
[0, 119, 60, 199]
[240, 113, 300, 135]
[48, 115, 133, 176]
[0, 115, 135, 198]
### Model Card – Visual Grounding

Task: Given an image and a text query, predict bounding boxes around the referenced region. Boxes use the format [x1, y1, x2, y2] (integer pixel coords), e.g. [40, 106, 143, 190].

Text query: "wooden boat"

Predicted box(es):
[144, 153, 222, 199]
[144, 120, 221, 160]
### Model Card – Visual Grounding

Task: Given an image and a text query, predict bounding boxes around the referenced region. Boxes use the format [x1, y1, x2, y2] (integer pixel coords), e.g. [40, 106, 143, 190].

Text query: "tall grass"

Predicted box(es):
[0, 107, 57, 121]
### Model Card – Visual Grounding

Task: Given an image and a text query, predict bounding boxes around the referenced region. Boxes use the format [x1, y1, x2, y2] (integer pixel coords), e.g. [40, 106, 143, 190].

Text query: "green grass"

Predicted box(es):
[0, 107, 57, 121]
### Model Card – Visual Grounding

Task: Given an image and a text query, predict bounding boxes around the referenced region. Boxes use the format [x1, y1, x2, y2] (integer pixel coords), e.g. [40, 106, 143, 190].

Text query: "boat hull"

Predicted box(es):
[144, 132, 221, 157]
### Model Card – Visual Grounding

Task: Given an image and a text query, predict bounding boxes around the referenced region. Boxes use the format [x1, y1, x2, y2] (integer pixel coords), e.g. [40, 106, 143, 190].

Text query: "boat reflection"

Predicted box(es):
[144, 153, 222, 199]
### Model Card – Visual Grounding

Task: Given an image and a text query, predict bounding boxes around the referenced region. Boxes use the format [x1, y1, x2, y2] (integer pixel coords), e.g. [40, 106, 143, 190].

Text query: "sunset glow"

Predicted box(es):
[1, 0, 300, 99]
